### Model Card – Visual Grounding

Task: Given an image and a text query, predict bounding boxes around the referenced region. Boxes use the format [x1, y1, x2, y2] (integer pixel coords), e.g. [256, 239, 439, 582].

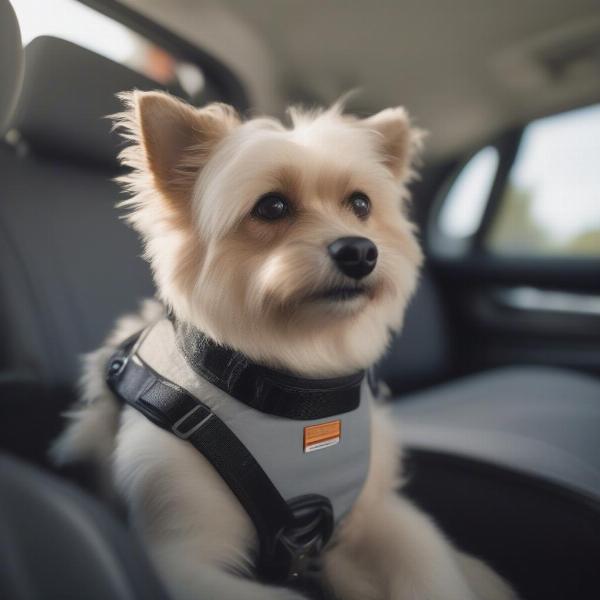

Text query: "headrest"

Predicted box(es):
[0, 0, 24, 135]
[14, 36, 187, 168]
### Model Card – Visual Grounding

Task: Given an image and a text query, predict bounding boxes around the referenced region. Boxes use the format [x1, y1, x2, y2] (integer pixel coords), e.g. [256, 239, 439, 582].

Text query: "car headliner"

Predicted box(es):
[122, 0, 600, 159]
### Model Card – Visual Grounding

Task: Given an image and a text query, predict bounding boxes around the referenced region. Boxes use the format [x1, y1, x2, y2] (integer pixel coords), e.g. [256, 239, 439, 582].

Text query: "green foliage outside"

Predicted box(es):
[486, 183, 600, 257]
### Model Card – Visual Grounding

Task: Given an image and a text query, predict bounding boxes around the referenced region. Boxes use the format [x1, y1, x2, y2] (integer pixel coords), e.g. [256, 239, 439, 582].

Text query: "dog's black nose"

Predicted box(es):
[328, 236, 378, 280]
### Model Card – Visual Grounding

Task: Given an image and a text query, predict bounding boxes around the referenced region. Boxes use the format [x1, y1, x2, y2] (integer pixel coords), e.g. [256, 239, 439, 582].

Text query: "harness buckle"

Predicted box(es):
[172, 406, 213, 440]
[261, 494, 334, 583]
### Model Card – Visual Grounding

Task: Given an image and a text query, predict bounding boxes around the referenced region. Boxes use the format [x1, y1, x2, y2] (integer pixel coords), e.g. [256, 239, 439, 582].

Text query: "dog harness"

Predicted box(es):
[107, 317, 372, 585]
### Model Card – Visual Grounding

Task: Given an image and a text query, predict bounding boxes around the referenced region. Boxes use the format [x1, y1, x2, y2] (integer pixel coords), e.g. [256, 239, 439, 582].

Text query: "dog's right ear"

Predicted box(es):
[114, 90, 240, 209]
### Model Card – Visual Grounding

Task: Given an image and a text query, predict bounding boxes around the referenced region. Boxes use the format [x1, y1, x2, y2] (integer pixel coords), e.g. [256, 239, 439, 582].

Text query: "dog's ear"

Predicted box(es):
[362, 107, 424, 181]
[116, 90, 240, 207]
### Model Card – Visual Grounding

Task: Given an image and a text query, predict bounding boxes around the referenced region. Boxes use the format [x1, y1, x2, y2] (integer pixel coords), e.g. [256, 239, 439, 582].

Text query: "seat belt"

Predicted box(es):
[106, 331, 334, 584]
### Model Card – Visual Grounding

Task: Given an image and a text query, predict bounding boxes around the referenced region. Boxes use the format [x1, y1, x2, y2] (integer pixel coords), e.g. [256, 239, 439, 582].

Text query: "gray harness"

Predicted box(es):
[107, 317, 372, 585]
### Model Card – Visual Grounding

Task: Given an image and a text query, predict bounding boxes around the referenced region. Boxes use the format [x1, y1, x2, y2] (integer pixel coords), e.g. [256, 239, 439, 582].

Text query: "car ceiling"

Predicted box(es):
[120, 0, 600, 161]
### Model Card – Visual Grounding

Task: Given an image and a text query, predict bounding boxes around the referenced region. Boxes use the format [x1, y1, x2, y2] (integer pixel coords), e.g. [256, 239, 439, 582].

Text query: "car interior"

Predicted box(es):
[1, 1, 599, 599]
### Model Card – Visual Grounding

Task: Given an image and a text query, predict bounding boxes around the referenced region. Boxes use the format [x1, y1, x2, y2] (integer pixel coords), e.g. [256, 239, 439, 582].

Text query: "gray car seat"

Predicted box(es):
[0, 4, 165, 600]
[382, 306, 600, 599]
[0, 34, 178, 463]
[0, 453, 169, 600]
[0, 0, 23, 135]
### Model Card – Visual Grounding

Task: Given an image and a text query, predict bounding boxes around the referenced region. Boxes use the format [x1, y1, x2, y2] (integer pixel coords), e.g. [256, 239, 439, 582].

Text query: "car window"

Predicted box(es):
[429, 146, 499, 256]
[486, 104, 600, 257]
[10, 0, 205, 97]
[437, 146, 499, 239]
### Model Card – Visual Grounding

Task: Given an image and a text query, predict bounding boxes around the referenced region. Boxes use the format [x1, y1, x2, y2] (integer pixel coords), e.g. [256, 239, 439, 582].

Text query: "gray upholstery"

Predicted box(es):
[392, 365, 600, 499]
[0, 454, 168, 600]
[402, 443, 600, 600]
[377, 273, 452, 393]
[0, 38, 165, 387]
[0, 0, 24, 135]
[13, 36, 185, 167]
[0, 144, 154, 385]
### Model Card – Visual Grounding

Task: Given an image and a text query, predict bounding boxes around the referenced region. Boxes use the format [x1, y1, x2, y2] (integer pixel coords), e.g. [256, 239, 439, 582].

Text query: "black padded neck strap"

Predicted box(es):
[172, 320, 364, 420]
[106, 332, 334, 582]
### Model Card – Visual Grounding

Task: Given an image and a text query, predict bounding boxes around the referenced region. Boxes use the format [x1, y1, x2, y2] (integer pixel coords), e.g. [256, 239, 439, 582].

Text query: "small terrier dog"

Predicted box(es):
[52, 91, 517, 600]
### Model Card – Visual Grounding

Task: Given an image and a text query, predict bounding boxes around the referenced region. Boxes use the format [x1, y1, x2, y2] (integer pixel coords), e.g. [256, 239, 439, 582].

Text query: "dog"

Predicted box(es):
[51, 91, 518, 600]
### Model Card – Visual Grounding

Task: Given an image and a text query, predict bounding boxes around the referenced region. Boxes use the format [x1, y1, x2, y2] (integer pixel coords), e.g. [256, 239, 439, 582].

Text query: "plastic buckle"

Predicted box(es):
[172, 405, 213, 440]
[107, 350, 129, 380]
[264, 495, 334, 582]
[106, 331, 142, 382]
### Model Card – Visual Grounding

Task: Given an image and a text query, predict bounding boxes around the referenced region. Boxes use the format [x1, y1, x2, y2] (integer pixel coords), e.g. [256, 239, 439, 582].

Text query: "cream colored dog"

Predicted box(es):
[52, 91, 517, 600]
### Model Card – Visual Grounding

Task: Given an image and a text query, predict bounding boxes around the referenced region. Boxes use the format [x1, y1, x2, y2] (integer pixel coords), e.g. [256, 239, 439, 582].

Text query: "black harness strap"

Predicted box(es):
[173, 320, 364, 421]
[107, 331, 333, 583]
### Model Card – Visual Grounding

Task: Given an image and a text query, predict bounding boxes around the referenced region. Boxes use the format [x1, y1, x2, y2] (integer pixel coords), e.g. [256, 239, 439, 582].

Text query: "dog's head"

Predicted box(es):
[115, 91, 424, 376]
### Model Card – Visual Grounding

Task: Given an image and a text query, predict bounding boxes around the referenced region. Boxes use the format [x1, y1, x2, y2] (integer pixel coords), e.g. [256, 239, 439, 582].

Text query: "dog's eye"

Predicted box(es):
[252, 194, 289, 221]
[347, 192, 371, 219]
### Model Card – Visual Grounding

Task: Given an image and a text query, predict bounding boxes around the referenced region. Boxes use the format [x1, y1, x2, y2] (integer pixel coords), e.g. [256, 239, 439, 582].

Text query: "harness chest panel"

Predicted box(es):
[136, 319, 372, 523]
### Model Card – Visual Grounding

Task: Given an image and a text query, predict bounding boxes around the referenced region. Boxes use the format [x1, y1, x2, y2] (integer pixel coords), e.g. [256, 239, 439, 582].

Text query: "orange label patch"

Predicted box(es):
[303, 420, 341, 453]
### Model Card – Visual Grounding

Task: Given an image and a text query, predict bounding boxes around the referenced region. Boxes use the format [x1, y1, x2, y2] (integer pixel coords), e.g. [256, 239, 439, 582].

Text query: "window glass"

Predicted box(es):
[10, 0, 205, 96]
[486, 104, 600, 256]
[437, 146, 499, 239]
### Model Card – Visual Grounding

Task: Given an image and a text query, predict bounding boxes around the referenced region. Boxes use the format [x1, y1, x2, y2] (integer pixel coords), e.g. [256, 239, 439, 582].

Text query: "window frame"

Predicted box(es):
[76, 0, 250, 110]
[427, 131, 521, 258]
[428, 105, 600, 294]
[469, 128, 522, 253]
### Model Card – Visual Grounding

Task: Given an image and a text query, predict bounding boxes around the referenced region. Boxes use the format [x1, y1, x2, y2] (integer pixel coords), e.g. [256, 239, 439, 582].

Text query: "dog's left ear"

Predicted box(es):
[362, 107, 424, 181]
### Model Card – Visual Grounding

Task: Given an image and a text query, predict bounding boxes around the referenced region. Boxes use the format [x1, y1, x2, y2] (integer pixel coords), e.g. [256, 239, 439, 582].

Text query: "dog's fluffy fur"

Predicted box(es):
[52, 92, 518, 600]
